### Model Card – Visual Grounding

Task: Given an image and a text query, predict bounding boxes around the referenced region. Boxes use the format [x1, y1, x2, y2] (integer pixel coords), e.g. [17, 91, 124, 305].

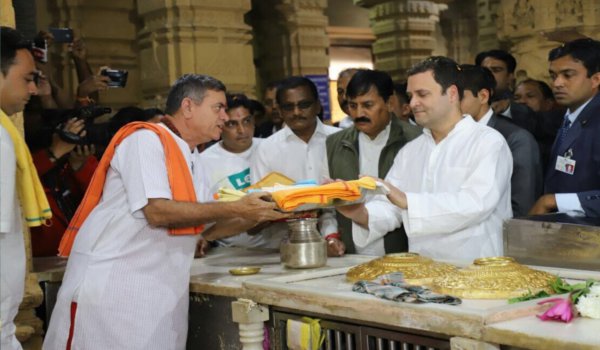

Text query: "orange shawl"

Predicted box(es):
[58, 122, 203, 257]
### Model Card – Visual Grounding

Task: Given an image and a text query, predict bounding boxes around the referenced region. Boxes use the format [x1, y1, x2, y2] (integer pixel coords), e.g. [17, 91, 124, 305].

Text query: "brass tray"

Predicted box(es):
[229, 267, 261, 276]
[432, 257, 556, 299]
[346, 252, 458, 286]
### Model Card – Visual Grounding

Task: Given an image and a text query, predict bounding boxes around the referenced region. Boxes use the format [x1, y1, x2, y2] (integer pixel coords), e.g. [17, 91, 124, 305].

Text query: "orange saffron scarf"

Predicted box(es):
[58, 122, 203, 257]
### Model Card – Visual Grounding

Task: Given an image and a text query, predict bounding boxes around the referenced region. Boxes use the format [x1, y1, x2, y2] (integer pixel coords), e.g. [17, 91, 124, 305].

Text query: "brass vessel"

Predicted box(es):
[346, 252, 457, 285]
[432, 257, 556, 299]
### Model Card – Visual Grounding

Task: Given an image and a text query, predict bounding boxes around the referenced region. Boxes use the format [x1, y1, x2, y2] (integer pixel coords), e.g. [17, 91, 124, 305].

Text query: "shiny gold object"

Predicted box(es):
[432, 257, 556, 299]
[346, 253, 457, 285]
[229, 267, 261, 276]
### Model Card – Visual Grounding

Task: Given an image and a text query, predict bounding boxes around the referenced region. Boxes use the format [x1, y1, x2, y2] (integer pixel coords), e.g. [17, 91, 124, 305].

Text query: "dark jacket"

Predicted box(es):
[544, 93, 600, 217]
[488, 114, 542, 217]
[326, 116, 422, 253]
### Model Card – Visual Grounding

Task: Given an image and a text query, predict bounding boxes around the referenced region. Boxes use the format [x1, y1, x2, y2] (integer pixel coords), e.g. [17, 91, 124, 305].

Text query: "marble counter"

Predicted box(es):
[188, 247, 372, 297]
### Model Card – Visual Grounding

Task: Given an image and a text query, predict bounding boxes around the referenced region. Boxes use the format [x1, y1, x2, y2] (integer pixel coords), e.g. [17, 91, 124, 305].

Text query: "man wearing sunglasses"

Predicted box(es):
[251, 76, 343, 256]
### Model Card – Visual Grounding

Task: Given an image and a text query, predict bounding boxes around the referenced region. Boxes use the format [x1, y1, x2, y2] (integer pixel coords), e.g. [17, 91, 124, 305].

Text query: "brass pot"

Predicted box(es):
[280, 218, 327, 269]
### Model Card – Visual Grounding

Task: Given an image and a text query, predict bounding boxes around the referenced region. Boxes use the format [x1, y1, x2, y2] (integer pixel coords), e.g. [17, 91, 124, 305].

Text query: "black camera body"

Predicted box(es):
[49, 28, 74, 43]
[100, 68, 128, 88]
[55, 106, 112, 145]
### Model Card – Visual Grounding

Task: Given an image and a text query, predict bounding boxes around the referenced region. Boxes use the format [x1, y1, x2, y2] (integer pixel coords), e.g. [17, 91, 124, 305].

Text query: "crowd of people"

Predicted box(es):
[1, 23, 599, 349]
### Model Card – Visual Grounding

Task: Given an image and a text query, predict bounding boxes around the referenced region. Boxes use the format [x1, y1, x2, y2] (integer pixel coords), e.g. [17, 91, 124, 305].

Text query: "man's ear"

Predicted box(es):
[590, 71, 600, 90]
[181, 97, 194, 119]
[478, 88, 491, 106]
[447, 85, 460, 103]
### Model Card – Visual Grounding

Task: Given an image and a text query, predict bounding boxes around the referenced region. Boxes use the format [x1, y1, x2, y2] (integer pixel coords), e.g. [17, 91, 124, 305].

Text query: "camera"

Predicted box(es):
[100, 68, 128, 88]
[52, 106, 113, 145]
[48, 27, 74, 43]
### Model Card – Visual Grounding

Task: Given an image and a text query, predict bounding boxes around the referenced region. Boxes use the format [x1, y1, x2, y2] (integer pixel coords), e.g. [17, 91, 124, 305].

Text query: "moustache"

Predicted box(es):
[353, 116, 371, 124]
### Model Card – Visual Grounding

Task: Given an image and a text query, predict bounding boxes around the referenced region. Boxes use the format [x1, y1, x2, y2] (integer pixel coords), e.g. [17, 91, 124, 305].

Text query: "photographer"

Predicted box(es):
[30, 115, 99, 257]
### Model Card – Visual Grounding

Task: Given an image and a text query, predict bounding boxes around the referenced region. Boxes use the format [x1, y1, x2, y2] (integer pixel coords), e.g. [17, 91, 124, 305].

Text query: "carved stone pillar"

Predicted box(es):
[440, 0, 479, 64]
[497, 0, 600, 81]
[231, 299, 269, 350]
[249, 0, 330, 87]
[45, 0, 141, 109]
[476, 0, 502, 52]
[355, 0, 447, 82]
[137, 0, 256, 105]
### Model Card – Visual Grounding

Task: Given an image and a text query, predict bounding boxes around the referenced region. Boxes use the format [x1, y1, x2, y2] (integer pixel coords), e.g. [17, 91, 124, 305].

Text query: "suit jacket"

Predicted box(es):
[254, 120, 278, 138]
[326, 117, 422, 253]
[503, 101, 539, 137]
[544, 93, 600, 217]
[488, 114, 542, 217]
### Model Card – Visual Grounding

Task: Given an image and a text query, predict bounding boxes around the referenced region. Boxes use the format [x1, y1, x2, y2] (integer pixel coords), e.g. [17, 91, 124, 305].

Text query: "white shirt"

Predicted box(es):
[338, 115, 354, 129]
[555, 97, 594, 215]
[352, 122, 391, 255]
[199, 139, 282, 248]
[354, 116, 513, 261]
[44, 124, 209, 350]
[251, 119, 341, 236]
[0, 125, 26, 350]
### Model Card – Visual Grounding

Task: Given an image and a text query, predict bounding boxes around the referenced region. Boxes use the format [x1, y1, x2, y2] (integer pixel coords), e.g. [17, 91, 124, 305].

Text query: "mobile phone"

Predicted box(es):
[49, 27, 74, 43]
[31, 37, 48, 63]
[100, 68, 128, 88]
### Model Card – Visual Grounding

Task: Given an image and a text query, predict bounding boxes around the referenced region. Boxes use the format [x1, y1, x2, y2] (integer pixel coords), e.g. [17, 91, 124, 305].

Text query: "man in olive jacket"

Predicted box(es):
[326, 70, 422, 255]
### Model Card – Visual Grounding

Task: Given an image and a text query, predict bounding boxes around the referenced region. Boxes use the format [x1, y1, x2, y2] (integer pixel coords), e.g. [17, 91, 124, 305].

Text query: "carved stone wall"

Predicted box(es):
[497, 0, 600, 81]
[476, 0, 502, 52]
[355, 0, 447, 82]
[137, 0, 257, 104]
[249, 0, 330, 90]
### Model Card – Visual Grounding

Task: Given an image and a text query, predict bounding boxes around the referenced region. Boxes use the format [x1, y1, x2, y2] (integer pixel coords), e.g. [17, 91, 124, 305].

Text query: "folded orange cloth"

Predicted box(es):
[271, 177, 377, 211]
[58, 122, 203, 257]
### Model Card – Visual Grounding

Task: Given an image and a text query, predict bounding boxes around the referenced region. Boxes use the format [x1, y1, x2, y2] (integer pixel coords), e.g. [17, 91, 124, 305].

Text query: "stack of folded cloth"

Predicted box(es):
[271, 177, 377, 211]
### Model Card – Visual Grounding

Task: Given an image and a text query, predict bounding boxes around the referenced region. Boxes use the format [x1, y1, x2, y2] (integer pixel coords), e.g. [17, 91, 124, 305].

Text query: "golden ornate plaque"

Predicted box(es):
[346, 252, 458, 285]
[432, 257, 556, 299]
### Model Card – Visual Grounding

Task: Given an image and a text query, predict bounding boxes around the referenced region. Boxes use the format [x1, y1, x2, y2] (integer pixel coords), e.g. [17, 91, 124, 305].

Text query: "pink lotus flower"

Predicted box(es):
[537, 298, 574, 323]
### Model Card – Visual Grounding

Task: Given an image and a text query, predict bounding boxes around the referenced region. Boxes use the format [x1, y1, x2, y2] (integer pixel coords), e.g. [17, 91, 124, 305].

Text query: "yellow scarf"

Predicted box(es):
[0, 111, 51, 226]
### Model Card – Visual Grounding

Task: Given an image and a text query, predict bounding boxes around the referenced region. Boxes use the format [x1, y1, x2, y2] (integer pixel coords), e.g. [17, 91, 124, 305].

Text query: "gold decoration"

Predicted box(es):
[432, 257, 556, 299]
[346, 252, 458, 285]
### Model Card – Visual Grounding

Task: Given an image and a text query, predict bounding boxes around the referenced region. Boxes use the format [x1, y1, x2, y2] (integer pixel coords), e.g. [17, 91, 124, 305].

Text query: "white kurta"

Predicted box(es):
[199, 139, 282, 248]
[43, 125, 209, 350]
[0, 126, 26, 350]
[250, 119, 341, 236]
[354, 116, 513, 260]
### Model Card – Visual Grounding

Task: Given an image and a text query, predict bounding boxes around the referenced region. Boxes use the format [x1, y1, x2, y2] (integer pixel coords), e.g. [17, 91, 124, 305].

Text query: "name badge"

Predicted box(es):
[555, 155, 576, 175]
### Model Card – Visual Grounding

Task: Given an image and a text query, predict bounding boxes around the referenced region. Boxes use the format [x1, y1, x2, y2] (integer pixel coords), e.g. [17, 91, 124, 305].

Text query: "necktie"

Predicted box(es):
[558, 115, 572, 150]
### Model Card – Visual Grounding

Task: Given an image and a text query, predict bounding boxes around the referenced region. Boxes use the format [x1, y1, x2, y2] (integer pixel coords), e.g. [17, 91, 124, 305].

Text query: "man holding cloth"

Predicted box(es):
[44, 74, 287, 350]
[338, 57, 512, 260]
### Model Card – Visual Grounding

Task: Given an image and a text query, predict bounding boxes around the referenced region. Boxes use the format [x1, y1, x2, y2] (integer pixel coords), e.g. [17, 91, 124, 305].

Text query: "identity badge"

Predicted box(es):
[555, 156, 576, 175]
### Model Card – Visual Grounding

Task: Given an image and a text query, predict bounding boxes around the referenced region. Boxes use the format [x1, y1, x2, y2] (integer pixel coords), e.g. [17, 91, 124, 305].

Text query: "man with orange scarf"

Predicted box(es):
[43, 74, 287, 350]
[1, 27, 49, 350]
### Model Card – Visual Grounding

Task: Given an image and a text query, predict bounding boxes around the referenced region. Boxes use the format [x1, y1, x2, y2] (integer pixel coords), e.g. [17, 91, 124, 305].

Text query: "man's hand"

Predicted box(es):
[69, 37, 87, 60]
[69, 144, 96, 171]
[326, 238, 345, 257]
[380, 179, 408, 209]
[194, 237, 211, 258]
[529, 194, 557, 215]
[77, 75, 110, 98]
[50, 118, 86, 159]
[234, 192, 291, 223]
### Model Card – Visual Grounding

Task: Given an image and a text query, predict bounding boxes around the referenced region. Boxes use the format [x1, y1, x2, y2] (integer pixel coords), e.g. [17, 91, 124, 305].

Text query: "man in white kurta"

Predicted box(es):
[339, 57, 512, 261]
[0, 126, 26, 350]
[43, 75, 287, 350]
[250, 77, 341, 252]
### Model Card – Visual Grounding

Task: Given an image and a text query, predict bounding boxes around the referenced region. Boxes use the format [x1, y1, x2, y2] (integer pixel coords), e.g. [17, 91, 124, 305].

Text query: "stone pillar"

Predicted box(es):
[355, 0, 448, 82]
[249, 0, 330, 88]
[231, 299, 269, 350]
[136, 0, 257, 106]
[476, 0, 502, 52]
[496, 0, 600, 81]
[440, 0, 479, 64]
[44, 0, 141, 109]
